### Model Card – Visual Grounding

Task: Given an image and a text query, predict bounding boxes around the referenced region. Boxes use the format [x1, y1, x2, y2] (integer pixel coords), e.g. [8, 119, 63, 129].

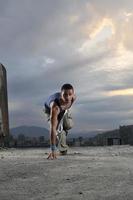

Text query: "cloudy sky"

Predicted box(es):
[1, 0, 133, 133]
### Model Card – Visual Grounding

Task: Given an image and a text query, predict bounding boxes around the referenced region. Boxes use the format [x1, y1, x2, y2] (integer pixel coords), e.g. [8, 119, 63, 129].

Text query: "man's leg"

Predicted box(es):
[57, 129, 68, 155]
[43, 108, 73, 155]
[63, 109, 74, 132]
[57, 109, 73, 155]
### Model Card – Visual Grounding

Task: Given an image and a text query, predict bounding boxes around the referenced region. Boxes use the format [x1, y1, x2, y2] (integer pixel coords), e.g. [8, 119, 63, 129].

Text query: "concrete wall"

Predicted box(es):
[92, 129, 120, 146]
[0, 63, 9, 137]
[120, 125, 133, 145]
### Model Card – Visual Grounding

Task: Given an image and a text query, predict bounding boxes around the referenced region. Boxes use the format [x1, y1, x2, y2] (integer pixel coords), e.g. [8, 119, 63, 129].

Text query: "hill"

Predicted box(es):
[10, 126, 101, 140]
[10, 126, 49, 139]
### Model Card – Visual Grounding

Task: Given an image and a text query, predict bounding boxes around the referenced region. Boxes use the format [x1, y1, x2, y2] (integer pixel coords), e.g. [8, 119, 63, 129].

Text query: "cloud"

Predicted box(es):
[1, 0, 133, 131]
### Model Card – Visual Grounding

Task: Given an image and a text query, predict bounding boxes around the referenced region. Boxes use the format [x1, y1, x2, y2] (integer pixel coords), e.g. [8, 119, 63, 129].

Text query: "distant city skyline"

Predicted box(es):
[1, 1, 133, 132]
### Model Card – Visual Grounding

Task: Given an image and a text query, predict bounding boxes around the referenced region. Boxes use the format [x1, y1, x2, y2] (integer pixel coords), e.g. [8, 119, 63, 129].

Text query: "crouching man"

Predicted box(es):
[43, 83, 76, 160]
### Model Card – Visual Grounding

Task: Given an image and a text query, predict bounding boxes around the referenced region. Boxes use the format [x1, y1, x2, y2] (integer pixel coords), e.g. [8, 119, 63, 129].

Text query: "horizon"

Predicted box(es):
[10, 124, 126, 134]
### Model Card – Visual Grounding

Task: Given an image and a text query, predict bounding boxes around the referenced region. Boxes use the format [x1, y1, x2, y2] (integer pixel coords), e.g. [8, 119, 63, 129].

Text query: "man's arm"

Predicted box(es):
[47, 102, 60, 159]
[50, 102, 60, 146]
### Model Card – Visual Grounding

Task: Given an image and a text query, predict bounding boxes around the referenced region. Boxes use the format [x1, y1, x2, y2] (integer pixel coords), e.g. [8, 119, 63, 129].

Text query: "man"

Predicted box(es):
[43, 83, 76, 160]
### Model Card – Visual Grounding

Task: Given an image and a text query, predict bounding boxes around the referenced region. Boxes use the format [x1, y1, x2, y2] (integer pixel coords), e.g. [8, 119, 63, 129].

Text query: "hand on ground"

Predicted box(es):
[47, 151, 57, 160]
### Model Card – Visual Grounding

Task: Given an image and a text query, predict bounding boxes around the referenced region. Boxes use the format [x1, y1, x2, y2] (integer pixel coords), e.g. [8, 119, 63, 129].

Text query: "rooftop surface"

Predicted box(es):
[0, 145, 133, 200]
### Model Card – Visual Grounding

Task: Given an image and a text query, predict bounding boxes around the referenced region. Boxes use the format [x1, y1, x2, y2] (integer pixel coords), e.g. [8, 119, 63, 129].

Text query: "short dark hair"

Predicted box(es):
[61, 83, 74, 91]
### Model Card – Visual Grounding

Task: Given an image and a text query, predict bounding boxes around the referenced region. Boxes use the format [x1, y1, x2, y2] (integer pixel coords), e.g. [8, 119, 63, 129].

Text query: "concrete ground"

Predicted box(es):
[0, 145, 133, 200]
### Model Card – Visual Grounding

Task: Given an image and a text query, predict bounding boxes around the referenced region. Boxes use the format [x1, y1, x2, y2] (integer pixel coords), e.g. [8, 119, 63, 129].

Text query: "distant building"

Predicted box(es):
[119, 125, 133, 145]
[0, 63, 9, 146]
[92, 129, 121, 146]
[92, 125, 133, 146]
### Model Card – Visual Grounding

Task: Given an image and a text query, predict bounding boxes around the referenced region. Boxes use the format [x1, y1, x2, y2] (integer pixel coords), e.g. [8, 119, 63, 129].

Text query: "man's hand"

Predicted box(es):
[47, 151, 57, 160]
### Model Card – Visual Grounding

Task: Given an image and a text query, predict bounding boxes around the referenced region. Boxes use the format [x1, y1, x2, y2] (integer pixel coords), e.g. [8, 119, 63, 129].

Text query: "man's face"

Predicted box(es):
[61, 89, 74, 103]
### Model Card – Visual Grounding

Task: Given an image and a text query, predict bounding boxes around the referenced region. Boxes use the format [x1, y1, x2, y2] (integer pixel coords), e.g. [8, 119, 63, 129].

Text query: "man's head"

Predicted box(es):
[60, 83, 74, 103]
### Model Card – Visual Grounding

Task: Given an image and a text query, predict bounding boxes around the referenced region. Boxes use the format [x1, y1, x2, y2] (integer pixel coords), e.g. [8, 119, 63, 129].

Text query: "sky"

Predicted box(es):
[1, 0, 133, 133]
